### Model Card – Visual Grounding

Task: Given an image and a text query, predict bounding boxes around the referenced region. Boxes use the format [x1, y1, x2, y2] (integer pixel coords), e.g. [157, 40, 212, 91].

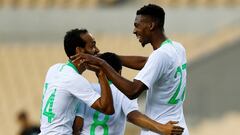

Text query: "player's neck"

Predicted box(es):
[151, 32, 167, 50]
[68, 60, 85, 74]
[77, 65, 85, 74]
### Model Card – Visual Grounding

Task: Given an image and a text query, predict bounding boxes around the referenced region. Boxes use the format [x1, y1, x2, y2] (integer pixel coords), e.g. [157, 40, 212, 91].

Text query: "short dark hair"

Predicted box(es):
[64, 28, 88, 57]
[99, 52, 122, 72]
[137, 4, 165, 31]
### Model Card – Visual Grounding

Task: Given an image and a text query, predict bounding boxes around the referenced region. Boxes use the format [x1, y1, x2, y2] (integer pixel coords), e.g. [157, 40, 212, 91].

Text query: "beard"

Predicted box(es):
[141, 39, 148, 47]
[141, 43, 146, 47]
[136, 34, 149, 47]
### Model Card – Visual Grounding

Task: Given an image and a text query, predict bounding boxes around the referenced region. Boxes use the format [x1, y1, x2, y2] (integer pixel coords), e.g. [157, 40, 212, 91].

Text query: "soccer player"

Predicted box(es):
[71, 4, 189, 135]
[72, 52, 184, 135]
[39, 29, 114, 135]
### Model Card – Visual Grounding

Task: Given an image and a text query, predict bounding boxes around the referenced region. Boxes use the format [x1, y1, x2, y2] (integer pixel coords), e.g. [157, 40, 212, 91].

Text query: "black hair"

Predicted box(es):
[99, 52, 122, 72]
[64, 28, 88, 57]
[137, 4, 165, 31]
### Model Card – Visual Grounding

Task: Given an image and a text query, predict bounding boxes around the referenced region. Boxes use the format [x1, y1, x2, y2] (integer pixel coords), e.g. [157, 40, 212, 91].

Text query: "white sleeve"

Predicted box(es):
[68, 76, 100, 107]
[122, 96, 139, 116]
[76, 101, 86, 118]
[134, 51, 168, 89]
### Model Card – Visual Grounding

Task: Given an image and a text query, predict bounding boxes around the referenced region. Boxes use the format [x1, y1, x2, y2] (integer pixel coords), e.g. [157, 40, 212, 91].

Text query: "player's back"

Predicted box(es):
[78, 83, 138, 135]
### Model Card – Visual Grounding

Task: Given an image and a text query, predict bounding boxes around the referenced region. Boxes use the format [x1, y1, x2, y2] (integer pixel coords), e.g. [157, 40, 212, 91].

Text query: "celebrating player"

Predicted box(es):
[72, 52, 184, 135]
[71, 4, 189, 135]
[39, 29, 114, 135]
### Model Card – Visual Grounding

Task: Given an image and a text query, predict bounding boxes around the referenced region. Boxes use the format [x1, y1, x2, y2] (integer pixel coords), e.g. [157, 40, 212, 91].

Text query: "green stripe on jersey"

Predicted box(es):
[66, 60, 79, 73]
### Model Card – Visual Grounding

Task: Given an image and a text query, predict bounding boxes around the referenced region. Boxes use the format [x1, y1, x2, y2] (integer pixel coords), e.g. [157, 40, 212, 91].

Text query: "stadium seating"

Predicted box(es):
[0, 0, 239, 9]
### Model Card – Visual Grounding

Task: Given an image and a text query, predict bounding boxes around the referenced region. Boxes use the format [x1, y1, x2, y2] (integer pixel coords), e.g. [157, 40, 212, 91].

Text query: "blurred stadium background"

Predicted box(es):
[0, 0, 240, 134]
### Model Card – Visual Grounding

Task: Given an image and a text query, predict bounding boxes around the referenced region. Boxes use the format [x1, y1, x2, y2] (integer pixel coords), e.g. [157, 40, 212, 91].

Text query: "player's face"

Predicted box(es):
[80, 33, 100, 55]
[133, 15, 152, 47]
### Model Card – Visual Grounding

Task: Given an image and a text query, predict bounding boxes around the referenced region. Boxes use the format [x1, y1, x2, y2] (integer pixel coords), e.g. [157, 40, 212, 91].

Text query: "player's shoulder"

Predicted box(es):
[92, 83, 120, 94]
[172, 41, 187, 60]
[160, 40, 186, 56]
[48, 63, 64, 71]
[90, 83, 124, 100]
[109, 84, 127, 100]
[70, 74, 90, 85]
[62, 74, 92, 92]
[58, 64, 85, 80]
[56, 66, 91, 88]
[172, 41, 186, 51]
[151, 46, 172, 61]
[107, 84, 138, 111]
[46, 63, 64, 77]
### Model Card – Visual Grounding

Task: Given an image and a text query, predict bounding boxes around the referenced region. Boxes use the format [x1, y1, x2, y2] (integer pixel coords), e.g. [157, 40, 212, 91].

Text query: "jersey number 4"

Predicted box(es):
[43, 89, 56, 123]
[168, 63, 187, 104]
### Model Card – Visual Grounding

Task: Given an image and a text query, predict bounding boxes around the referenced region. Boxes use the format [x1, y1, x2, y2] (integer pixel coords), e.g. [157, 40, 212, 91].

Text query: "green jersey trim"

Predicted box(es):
[66, 60, 79, 74]
[161, 39, 172, 47]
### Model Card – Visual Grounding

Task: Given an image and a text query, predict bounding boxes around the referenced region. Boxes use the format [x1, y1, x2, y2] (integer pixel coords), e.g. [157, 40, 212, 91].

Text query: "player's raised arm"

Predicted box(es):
[118, 55, 148, 70]
[127, 111, 184, 135]
[91, 69, 114, 115]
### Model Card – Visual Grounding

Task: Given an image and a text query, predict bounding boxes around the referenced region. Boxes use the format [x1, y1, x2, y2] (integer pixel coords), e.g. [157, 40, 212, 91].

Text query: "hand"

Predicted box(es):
[83, 63, 105, 78]
[70, 52, 104, 66]
[95, 53, 102, 57]
[72, 58, 87, 68]
[85, 64, 101, 73]
[161, 121, 184, 135]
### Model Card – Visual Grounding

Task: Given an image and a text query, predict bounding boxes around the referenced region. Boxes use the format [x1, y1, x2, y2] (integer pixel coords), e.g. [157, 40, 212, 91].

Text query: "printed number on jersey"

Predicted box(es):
[168, 63, 187, 104]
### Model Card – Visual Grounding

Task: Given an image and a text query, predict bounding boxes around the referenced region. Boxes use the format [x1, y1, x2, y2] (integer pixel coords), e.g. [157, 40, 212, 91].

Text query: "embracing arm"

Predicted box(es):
[91, 70, 114, 115]
[118, 55, 148, 70]
[127, 111, 184, 135]
[100, 61, 147, 99]
[71, 53, 148, 99]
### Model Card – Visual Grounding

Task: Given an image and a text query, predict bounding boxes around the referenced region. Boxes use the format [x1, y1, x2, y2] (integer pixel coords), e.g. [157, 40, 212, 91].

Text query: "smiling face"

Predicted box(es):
[80, 33, 100, 55]
[133, 15, 153, 47]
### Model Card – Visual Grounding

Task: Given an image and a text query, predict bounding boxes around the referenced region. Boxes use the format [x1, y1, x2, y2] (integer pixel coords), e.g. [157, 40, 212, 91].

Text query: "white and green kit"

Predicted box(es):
[39, 61, 100, 135]
[135, 39, 189, 135]
[76, 83, 138, 135]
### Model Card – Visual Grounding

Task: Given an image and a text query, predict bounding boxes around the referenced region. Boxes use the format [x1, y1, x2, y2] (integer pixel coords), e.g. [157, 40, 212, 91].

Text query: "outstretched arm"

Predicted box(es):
[101, 60, 147, 99]
[118, 55, 148, 70]
[127, 111, 184, 135]
[71, 53, 148, 99]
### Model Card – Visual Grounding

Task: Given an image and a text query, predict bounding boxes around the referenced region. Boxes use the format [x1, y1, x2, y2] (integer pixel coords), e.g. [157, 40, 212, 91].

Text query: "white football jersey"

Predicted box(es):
[135, 39, 189, 135]
[39, 61, 100, 135]
[76, 83, 138, 135]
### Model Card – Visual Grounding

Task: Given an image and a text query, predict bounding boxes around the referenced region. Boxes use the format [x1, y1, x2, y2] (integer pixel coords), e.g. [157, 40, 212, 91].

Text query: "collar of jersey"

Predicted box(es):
[161, 39, 172, 47]
[66, 60, 79, 74]
[108, 80, 112, 85]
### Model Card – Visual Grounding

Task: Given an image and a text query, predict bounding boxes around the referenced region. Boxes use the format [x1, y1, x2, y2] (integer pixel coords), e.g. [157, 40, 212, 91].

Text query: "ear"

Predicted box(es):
[75, 47, 84, 54]
[149, 22, 155, 31]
